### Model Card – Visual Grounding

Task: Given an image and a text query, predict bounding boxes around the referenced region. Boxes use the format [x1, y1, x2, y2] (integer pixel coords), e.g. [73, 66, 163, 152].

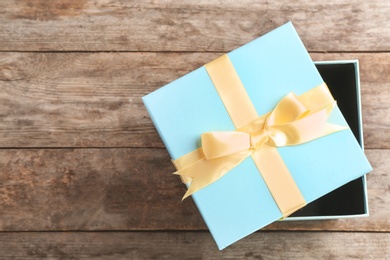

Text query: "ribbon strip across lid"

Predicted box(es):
[172, 54, 347, 218]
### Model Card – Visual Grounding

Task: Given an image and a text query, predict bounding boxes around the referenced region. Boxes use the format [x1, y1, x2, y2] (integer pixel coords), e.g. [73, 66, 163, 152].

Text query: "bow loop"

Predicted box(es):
[266, 93, 309, 126]
[250, 129, 270, 150]
[202, 131, 251, 159]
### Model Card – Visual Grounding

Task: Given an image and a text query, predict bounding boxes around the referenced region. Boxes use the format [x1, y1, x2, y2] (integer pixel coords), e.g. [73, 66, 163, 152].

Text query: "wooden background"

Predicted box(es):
[0, 0, 389, 258]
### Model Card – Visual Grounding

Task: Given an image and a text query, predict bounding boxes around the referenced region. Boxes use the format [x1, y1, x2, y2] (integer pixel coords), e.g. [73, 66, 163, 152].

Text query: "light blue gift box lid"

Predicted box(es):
[142, 22, 372, 250]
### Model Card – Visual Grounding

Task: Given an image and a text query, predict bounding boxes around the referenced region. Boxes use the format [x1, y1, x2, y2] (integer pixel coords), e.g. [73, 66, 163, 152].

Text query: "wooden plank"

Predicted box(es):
[0, 52, 388, 148]
[0, 148, 386, 231]
[0, 231, 388, 259]
[0, 0, 389, 52]
[0, 148, 205, 231]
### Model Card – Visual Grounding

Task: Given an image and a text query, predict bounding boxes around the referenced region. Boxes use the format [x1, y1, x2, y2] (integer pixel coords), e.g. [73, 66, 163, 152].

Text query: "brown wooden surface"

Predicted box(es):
[0, 148, 388, 232]
[0, 0, 389, 52]
[0, 0, 389, 258]
[0, 232, 389, 259]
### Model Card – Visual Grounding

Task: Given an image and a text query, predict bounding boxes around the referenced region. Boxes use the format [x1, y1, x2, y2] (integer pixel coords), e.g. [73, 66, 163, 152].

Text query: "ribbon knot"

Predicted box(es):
[250, 129, 269, 150]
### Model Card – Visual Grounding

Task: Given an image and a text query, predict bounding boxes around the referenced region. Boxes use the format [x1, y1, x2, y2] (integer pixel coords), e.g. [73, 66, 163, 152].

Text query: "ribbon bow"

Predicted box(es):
[174, 91, 346, 200]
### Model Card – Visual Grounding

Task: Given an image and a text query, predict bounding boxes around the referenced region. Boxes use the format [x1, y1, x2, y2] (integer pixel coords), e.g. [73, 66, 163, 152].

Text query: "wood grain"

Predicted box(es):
[0, 231, 388, 259]
[0, 148, 386, 231]
[1, 0, 389, 257]
[0, 0, 389, 52]
[0, 52, 388, 148]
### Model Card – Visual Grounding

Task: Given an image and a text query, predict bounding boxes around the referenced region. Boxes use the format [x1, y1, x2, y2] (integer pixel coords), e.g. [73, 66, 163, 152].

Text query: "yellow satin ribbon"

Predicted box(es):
[172, 54, 346, 217]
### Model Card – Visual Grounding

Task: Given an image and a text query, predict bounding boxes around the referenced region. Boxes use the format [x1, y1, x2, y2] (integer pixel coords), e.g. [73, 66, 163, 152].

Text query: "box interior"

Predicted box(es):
[289, 62, 367, 218]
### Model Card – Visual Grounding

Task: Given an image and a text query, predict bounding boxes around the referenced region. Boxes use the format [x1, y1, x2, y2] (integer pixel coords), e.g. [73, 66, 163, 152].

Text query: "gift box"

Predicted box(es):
[143, 22, 372, 250]
[288, 60, 369, 220]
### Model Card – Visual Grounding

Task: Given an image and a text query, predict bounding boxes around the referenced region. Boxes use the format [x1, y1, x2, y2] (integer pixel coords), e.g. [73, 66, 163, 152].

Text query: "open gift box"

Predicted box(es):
[143, 22, 372, 250]
[288, 60, 369, 220]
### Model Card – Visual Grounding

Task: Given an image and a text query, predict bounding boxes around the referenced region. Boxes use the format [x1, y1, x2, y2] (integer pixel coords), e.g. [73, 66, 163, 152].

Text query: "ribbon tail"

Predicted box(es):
[289, 122, 348, 145]
[323, 123, 349, 135]
[308, 105, 348, 138]
[303, 102, 348, 141]
[179, 175, 192, 185]
[319, 101, 349, 135]
[295, 122, 348, 144]
[173, 149, 252, 200]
